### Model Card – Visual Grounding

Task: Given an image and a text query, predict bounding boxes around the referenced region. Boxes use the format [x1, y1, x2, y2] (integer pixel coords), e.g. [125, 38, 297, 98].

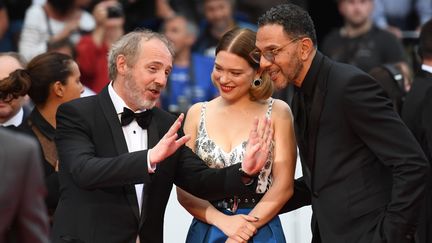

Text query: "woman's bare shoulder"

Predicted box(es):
[271, 98, 293, 119]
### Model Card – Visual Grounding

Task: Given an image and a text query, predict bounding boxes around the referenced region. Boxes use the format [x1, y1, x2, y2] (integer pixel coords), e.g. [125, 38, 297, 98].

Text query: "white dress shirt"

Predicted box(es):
[108, 83, 155, 215]
[421, 64, 432, 74]
[0, 107, 23, 127]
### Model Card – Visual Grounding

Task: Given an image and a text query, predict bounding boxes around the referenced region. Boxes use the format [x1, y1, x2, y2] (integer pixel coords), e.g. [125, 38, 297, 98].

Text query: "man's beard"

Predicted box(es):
[280, 53, 303, 89]
[289, 56, 304, 84]
[124, 72, 157, 110]
[347, 16, 368, 29]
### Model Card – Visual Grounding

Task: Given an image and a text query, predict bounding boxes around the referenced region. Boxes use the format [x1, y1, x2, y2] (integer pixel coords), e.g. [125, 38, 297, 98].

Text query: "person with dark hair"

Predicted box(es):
[0, 52, 84, 220]
[0, 128, 49, 243]
[0, 52, 29, 128]
[401, 18, 432, 243]
[320, 0, 407, 73]
[253, 3, 429, 243]
[178, 28, 296, 243]
[120, 0, 176, 33]
[193, 0, 256, 57]
[51, 29, 272, 243]
[402, 19, 432, 132]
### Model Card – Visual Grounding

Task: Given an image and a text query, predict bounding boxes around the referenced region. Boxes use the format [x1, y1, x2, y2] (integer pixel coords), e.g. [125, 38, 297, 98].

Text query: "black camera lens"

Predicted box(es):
[107, 5, 123, 18]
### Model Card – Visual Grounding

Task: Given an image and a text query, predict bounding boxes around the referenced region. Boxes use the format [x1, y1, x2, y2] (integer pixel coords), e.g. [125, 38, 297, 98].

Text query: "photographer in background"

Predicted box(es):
[19, 0, 95, 61]
[76, 0, 124, 93]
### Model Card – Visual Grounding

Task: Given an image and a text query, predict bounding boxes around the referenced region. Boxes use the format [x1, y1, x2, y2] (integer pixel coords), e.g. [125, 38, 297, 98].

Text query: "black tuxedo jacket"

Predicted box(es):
[404, 72, 432, 243]
[52, 87, 253, 243]
[402, 70, 432, 145]
[282, 52, 429, 243]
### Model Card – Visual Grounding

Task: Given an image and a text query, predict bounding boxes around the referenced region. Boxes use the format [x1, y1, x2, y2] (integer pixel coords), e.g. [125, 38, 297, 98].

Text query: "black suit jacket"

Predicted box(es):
[52, 87, 254, 243]
[402, 70, 432, 148]
[282, 52, 429, 243]
[403, 72, 432, 243]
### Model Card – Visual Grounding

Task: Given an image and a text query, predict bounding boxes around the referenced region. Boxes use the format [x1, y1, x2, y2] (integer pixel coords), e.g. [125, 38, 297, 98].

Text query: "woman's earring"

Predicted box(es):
[252, 78, 262, 87]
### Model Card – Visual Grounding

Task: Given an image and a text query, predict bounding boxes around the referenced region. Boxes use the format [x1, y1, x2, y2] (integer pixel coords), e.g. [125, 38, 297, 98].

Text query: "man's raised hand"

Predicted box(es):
[149, 113, 190, 165]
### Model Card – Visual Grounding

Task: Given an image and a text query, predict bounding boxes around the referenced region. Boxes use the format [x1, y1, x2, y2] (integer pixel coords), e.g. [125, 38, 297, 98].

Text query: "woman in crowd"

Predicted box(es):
[0, 52, 83, 219]
[178, 27, 297, 242]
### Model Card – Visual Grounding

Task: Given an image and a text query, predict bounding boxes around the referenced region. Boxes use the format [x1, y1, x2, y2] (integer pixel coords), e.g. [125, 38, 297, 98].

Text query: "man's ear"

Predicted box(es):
[116, 54, 127, 75]
[300, 37, 314, 61]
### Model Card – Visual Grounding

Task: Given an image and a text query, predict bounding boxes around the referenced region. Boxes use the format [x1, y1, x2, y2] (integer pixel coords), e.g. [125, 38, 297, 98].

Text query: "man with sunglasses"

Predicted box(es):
[253, 4, 429, 243]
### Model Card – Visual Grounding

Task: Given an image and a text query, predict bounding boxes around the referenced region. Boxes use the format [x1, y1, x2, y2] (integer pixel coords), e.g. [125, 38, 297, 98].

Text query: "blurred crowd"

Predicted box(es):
[1, 0, 431, 111]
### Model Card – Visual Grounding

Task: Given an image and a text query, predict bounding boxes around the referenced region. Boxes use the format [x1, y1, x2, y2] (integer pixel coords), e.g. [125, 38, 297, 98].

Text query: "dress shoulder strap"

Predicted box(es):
[265, 98, 274, 118]
[197, 102, 207, 137]
[199, 102, 207, 122]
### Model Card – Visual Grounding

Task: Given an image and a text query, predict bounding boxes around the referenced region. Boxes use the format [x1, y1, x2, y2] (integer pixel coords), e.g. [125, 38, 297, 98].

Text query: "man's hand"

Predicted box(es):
[242, 116, 273, 176]
[149, 113, 190, 165]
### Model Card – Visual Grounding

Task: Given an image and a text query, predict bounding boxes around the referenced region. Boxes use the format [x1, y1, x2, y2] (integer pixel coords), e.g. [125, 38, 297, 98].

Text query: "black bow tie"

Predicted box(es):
[121, 107, 153, 129]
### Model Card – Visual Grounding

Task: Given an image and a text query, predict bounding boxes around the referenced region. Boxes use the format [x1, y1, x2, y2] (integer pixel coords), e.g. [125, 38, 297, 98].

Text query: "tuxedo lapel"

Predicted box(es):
[138, 108, 160, 229]
[146, 108, 159, 149]
[307, 57, 332, 187]
[97, 87, 140, 222]
[419, 69, 432, 79]
[97, 88, 128, 154]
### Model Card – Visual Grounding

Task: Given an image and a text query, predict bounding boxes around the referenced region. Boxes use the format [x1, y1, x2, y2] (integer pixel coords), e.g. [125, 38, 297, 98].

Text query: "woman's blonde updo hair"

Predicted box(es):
[215, 28, 273, 101]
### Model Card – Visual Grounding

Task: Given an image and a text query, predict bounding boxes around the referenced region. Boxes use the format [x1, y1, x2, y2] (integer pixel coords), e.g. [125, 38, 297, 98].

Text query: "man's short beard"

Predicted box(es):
[347, 18, 368, 29]
[285, 53, 304, 87]
[124, 72, 156, 110]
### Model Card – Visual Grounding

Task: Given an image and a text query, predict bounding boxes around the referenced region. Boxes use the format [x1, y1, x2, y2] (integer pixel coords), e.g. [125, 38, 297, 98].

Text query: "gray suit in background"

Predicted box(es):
[0, 128, 49, 243]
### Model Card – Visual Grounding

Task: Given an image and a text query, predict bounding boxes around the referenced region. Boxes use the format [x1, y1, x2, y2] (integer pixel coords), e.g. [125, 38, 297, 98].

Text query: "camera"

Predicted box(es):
[107, 5, 124, 18]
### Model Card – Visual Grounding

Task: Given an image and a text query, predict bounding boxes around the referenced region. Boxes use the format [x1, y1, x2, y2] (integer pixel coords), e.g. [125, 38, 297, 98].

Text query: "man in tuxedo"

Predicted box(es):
[0, 52, 29, 128]
[52, 30, 270, 243]
[401, 18, 432, 243]
[252, 4, 429, 243]
[402, 18, 432, 142]
[0, 128, 50, 243]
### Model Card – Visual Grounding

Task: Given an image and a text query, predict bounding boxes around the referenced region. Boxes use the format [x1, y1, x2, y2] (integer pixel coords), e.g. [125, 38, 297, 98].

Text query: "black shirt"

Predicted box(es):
[320, 26, 406, 72]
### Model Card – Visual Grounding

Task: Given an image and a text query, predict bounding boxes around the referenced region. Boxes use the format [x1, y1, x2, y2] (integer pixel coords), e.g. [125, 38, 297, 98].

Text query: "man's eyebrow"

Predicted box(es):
[261, 44, 280, 50]
[147, 61, 164, 66]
